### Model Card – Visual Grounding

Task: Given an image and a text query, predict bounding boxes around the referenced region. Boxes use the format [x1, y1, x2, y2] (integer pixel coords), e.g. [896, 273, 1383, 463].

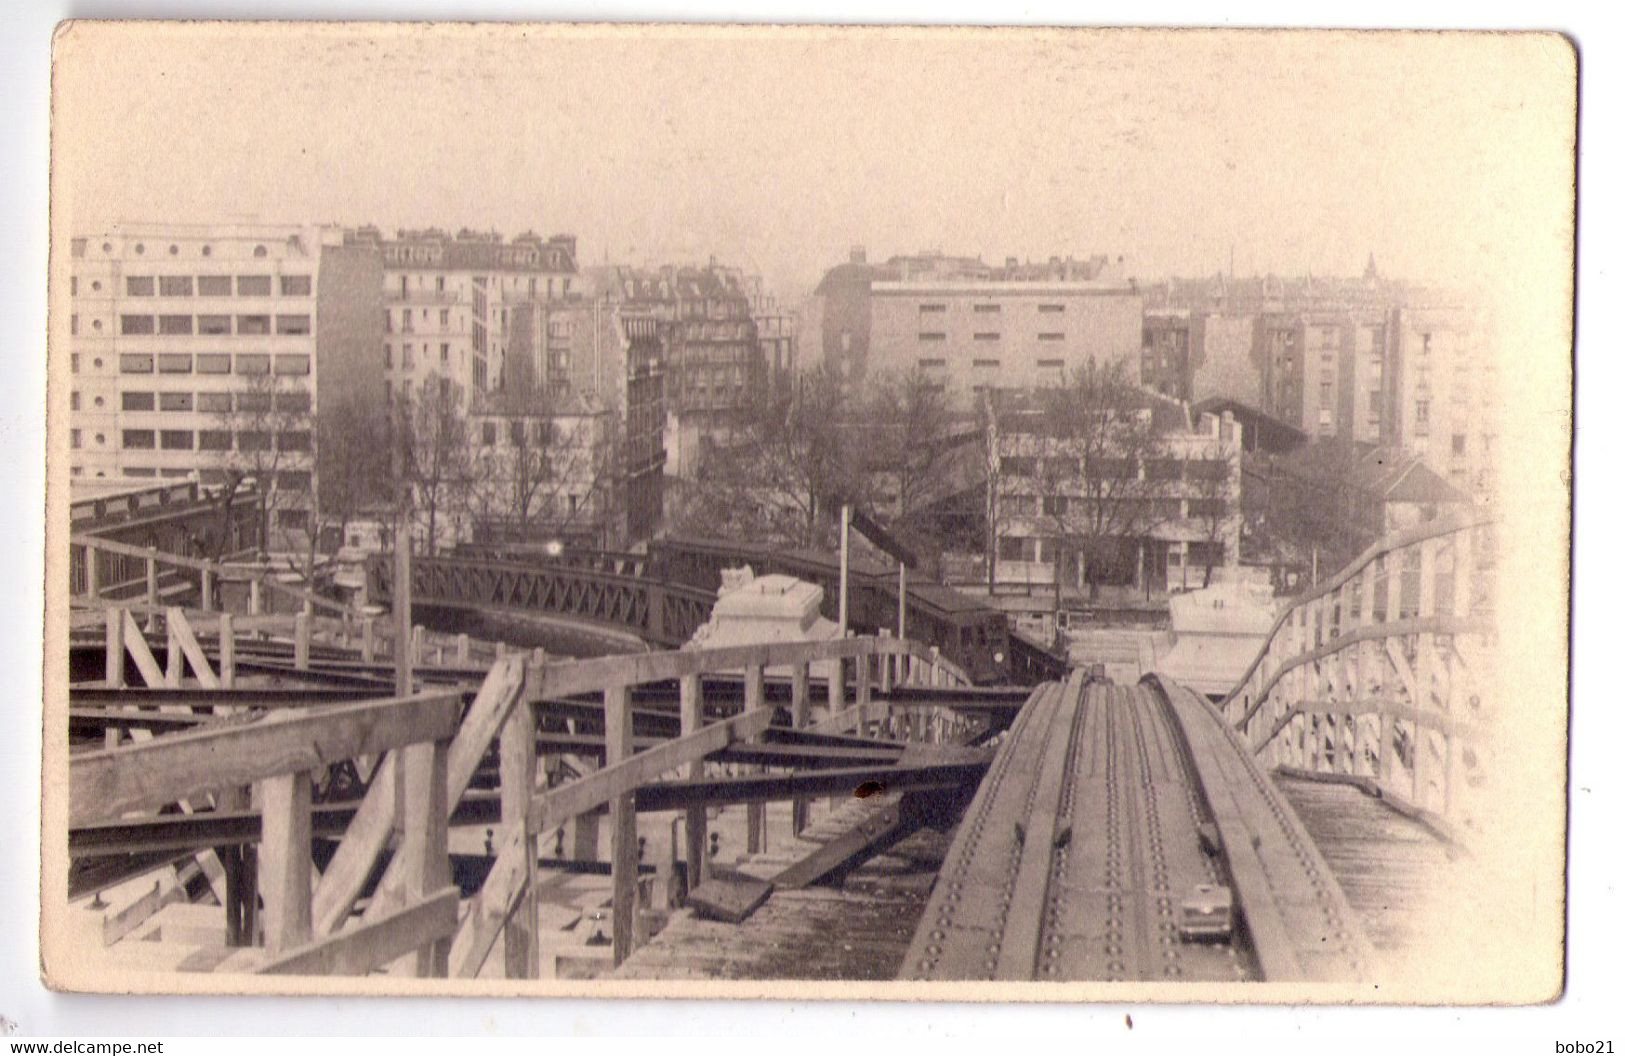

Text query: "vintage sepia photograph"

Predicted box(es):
[38, 22, 1575, 1004]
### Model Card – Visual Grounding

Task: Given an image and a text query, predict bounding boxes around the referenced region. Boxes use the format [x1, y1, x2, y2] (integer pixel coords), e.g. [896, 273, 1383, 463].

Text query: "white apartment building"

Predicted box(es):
[867, 278, 1142, 404]
[67, 223, 337, 539]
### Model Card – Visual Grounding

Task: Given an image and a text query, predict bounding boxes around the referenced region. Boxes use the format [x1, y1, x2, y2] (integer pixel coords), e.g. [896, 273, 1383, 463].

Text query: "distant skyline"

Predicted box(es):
[53, 25, 1573, 306]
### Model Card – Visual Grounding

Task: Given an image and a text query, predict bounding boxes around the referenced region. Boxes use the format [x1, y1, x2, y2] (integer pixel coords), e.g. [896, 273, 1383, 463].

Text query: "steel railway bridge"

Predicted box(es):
[59, 512, 1491, 985]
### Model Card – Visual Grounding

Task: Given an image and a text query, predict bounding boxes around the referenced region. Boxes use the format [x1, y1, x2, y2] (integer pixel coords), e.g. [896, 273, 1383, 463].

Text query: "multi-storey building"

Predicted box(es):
[344, 227, 578, 413]
[586, 262, 762, 476]
[743, 274, 799, 397]
[989, 394, 1243, 599]
[66, 223, 380, 546]
[814, 248, 1142, 405]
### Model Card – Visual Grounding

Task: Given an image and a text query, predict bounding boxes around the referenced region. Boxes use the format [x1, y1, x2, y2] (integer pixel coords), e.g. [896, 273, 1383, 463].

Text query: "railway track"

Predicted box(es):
[903, 674, 1376, 983]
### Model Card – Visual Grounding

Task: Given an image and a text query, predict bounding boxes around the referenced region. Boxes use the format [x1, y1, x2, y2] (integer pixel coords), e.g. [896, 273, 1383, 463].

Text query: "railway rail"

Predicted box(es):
[903, 673, 1376, 983]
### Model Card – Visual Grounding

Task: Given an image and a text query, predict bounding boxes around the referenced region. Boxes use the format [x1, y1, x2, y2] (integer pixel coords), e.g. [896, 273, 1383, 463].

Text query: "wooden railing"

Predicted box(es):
[1218, 512, 1497, 836]
[70, 622, 968, 979]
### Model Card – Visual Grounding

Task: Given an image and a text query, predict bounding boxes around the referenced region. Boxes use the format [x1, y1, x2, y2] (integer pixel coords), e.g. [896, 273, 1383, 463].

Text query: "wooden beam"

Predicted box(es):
[679, 673, 707, 894]
[70, 691, 462, 826]
[258, 771, 314, 956]
[104, 608, 124, 688]
[499, 692, 539, 980]
[167, 608, 219, 689]
[791, 662, 810, 835]
[259, 887, 458, 976]
[605, 684, 637, 966]
[744, 664, 766, 855]
[321, 657, 526, 936]
[399, 738, 451, 976]
[122, 611, 166, 688]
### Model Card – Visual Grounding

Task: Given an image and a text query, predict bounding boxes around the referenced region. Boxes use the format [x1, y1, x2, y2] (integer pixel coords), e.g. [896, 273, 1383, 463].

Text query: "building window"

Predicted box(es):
[235, 353, 271, 375]
[238, 430, 271, 452]
[158, 353, 193, 374]
[197, 392, 232, 413]
[197, 353, 231, 374]
[973, 358, 1001, 368]
[1188, 498, 1226, 519]
[275, 314, 311, 335]
[157, 314, 193, 335]
[277, 470, 312, 492]
[70, 429, 80, 449]
[159, 276, 193, 296]
[973, 304, 1000, 314]
[280, 275, 313, 296]
[236, 391, 272, 413]
[237, 315, 271, 335]
[125, 276, 155, 297]
[198, 314, 232, 335]
[1000, 456, 1037, 476]
[482, 422, 497, 445]
[1037, 358, 1065, 369]
[119, 354, 154, 374]
[237, 275, 272, 296]
[973, 332, 1000, 341]
[274, 354, 311, 376]
[120, 391, 155, 411]
[277, 508, 308, 531]
[1038, 332, 1064, 342]
[919, 304, 946, 314]
[401, 345, 415, 369]
[1319, 381, 1333, 406]
[439, 309, 450, 327]
[440, 343, 450, 363]
[199, 430, 232, 450]
[120, 315, 156, 335]
[918, 332, 946, 342]
[1038, 304, 1065, 313]
[917, 358, 947, 369]
[160, 429, 194, 450]
[278, 431, 311, 452]
[121, 429, 156, 450]
[158, 392, 193, 412]
[197, 275, 232, 296]
[275, 391, 311, 413]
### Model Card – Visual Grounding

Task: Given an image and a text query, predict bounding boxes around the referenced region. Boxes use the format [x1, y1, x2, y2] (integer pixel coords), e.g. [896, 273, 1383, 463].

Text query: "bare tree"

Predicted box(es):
[469, 393, 623, 547]
[207, 370, 316, 558]
[397, 378, 474, 554]
[675, 361, 864, 549]
[313, 389, 393, 558]
[1182, 437, 1240, 589]
[999, 359, 1177, 602]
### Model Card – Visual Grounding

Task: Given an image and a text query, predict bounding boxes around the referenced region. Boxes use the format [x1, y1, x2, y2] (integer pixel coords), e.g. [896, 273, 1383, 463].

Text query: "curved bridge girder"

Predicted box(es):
[368, 555, 716, 650]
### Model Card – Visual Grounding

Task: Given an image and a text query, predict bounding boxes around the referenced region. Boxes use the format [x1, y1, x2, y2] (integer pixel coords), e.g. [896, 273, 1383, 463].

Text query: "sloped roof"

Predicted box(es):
[1353, 448, 1467, 504]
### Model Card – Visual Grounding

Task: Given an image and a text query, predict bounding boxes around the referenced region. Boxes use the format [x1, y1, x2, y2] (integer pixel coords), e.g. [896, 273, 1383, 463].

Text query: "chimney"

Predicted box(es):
[850, 245, 867, 264]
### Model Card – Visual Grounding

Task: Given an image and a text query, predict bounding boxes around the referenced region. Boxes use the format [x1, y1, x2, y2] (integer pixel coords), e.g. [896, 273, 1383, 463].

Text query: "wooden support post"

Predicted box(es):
[500, 697, 539, 980]
[401, 738, 451, 977]
[361, 618, 376, 663]
[679, 673, 707, 894]
[826, 656, 844, 714]
[249, 577, 263, 617]
[146, 549, 159, 608]
[856, 647, 873, 736]
[745, 664, 766, 855]
[930, 646, 943, 688]
[791, 662, 810, 836]
[259, 771, 314, 956]
[85, 545, 100, 600]
[412, 625, 426, 666]
[879, 630, 894, 694]
[294, 612, 311, 670]
[605, 684, 636, 967]
[218, 613, 236, 688]
[456, 633, 471, 663]
[201, 568, 214, 612]
[394, 533, 412, 697]
[104, 608, 125, 688]
[164, 615, 184, 687]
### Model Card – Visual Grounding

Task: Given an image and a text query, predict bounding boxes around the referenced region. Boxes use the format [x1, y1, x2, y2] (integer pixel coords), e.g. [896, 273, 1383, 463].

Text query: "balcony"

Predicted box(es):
[384, 289, 461, 305]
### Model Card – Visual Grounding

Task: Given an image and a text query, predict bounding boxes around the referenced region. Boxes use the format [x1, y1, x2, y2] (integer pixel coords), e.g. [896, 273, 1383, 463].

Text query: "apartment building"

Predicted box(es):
[66, 223, 366, 544]
[344, 227, 578, 412]
[743, 274, 799, 397]
[815, 248, 1142, 405]
[989, 394, 1243, 598]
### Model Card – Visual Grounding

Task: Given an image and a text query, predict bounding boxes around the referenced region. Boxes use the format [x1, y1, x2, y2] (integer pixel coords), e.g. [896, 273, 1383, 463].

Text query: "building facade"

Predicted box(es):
[66, 223, 359, 545]
[989, 398, 1243, 599]
[814, 248, 1142, 405]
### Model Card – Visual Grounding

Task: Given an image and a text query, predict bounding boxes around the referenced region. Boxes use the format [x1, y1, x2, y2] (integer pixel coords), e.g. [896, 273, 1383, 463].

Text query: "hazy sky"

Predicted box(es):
[53, 24, 1574, 303]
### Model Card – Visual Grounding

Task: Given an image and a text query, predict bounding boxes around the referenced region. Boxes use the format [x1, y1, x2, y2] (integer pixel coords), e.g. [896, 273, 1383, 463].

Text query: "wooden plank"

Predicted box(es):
[791, 662, 810, 836]
[744, 664, 766, 855]
[259, 887, 459, 977]
[104, 608, 124, 688]
[680, 673, 707, 895]
[605, 684, 637, 966]
[400, 738, 451, 976]
[167, 608, 219, 689]
[500, 695, 539, 980]
[325, 657, 527, 935]
[526, 706, 776, 833]
[259, 771, 314, 956]
[70, 691, 462, 826]
[122, 611, 166, 688]
[688, 873, 774, 923]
